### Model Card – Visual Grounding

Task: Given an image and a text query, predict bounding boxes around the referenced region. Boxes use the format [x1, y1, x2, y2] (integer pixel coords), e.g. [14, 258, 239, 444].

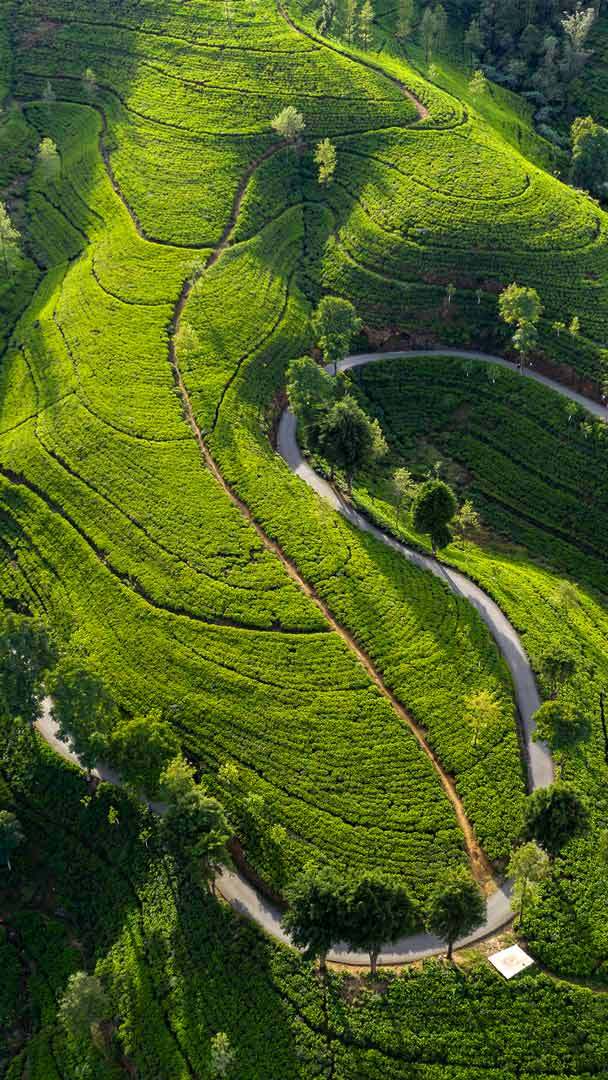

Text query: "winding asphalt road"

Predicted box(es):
[37, 346, 602, 965]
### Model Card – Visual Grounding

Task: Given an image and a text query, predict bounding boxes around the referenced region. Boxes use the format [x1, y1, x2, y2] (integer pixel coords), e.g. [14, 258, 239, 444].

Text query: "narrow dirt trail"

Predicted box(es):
[166, 151, 492, 891]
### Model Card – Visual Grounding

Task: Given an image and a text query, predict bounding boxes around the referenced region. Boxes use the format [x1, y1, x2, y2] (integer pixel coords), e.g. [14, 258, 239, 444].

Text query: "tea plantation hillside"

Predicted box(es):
[2, 732, 608, 1079]
[1, 0, 608, 1073]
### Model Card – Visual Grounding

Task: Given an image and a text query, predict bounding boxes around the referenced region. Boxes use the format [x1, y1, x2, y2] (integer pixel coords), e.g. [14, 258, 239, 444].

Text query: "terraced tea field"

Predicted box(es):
[0, 0, 607, 1004]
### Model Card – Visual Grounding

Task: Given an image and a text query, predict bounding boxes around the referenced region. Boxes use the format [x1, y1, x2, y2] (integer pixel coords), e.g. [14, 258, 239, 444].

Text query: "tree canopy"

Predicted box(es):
[318, 395, 375, 487]
[49, 659, 118, 773]
[412, 479, 457, 552]
[0, 811, 24, 871]
[311, 296, 361, 375]
[271, 106, 305, 142]
[282, 864, 348, 973]
[109, 712, 180, 797]
[532, 700, 588, 751]
[341, 871, 417, 974]
[570, 116, 608, 198]
[58, 971, 110, 1043]
[426, 868, 486, 960]
[523, 783, 588, 856]
[0, 614, 55, 727]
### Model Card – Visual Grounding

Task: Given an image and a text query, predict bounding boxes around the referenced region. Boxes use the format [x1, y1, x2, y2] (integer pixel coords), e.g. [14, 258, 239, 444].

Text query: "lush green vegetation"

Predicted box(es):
[2, 0, 608, 1070]
[351, 352, 608, 976]
[2, 732, 608, 1079]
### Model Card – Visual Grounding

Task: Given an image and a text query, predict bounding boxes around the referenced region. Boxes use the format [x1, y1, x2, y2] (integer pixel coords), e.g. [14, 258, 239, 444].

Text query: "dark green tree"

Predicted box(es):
[0, 614, 55, 729]
[341, 871, 417, 975]
[282, 864, 347, 975]
[523, 783, 588, 856]
[532, 700, 588, 751]
[570, 116, 608, 198]
[538, 646, 576, 698]
[318, 395, 375, 488]
[312, 296, 361, 375]
[109, 712, 179, 798]
[49, 660, 118, 775]
[426, 868, 486, 960]
[412, 479, 457, 552]
[286, 356, 335, 444]
[162, 786, 232, 889]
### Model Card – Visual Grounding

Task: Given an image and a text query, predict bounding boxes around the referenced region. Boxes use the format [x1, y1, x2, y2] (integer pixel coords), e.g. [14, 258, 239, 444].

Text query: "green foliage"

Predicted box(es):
[412, 478, 457, 551]
[570, 115, 608, 198]
[311, 296, 361, 374]
[58, 971, 109, 1043]
[507, 840, 550, 923]
[341, 871, 417, 972]
[426, 867, 486, 958]
[109, 714, 180, 798]
[49, 660, 118, 772]
[532, 700, 589, 750]
[313, 137, 337, 185]
[0, 810, 24, 869]
[282, 863, 347, 967]
[524, 783, 589, 856]
[317, 394, 375, 484]
[271, 106, 305, 142]
[0, 614, 54, 726]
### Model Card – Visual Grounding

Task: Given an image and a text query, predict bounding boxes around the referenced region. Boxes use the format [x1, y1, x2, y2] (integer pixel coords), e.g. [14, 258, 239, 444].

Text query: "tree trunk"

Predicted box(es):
[319, 953, 327, 978]
[447, 939, 453, 961]
[370, 950, 378, 976]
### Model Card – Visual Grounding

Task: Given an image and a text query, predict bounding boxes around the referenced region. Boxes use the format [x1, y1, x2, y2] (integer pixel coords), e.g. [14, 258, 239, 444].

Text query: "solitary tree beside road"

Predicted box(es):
[426, 868, 486, 960]
[312, 296, 361, 375]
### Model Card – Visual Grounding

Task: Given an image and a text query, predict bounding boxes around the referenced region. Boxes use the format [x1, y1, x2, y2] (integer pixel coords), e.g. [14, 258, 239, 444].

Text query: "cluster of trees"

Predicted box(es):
[317, 0, 377, 48]
[462, 0, 600, 131]
[283, 864, 486, 971]
[271, 107, 337, 185]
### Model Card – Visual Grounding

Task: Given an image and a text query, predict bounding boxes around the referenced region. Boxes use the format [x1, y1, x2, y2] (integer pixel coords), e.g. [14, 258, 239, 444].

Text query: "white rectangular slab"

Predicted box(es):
[489, 944, 535, 979]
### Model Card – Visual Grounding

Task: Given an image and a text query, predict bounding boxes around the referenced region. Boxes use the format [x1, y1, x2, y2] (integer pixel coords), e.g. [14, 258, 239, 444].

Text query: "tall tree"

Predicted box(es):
[0, 202, 20, 279]
[538, 646, 576, 697]
[271, 106, 305, 144]
[314, 138, 337, 185]
[49, 660, 118, 775]
[498, 283, 543, 370]
[452, 499, 481, 547]
[570, 116, 608, 198]
[412, 479, 457, 552]
[210, 1031, 236, 1077]
[162, 786, 232, 889]
[532, 700, 588, 751]
[286, 355, 335, 445]
[426, 868, 486, 960]
[393, 466, 417, 522]
[0, 811, 24, 871]
[523, 783, 588, 856]
[396, 0, 414, 41]
[507, 840, 550, 923]
[343, 0, 358, 43]
[318, 395, 375, 488]
[311, 295, 361, 375]
[0, 614, 54, 729]
[282, 864, 347, 975]
[108, 712, 179, 797]
[358, 0, 375, 47]
[341, 871, 416, 975]
[420, 5, 437, 63]
[59, 972, 110, 1043]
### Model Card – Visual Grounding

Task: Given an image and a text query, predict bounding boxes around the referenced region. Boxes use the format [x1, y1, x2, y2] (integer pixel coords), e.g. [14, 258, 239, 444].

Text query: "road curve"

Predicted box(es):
[38, 345, 598, 966]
